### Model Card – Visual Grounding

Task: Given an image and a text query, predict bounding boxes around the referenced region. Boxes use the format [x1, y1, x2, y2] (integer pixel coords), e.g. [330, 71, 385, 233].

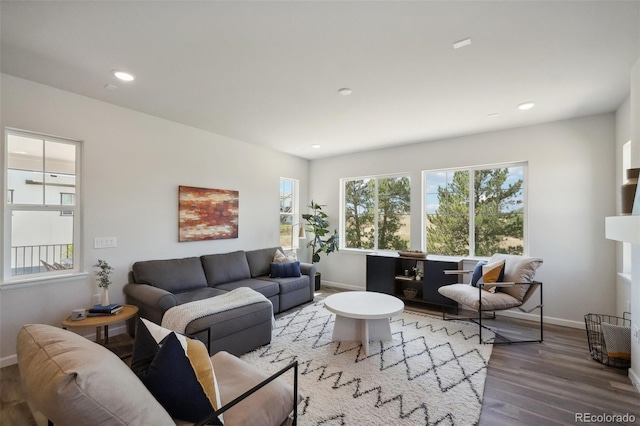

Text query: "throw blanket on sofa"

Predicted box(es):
[161, 287, 273, 333]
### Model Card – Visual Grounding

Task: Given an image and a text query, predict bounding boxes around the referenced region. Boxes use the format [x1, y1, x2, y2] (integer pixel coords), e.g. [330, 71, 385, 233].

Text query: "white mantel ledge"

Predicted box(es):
[606, 216, 640, 244]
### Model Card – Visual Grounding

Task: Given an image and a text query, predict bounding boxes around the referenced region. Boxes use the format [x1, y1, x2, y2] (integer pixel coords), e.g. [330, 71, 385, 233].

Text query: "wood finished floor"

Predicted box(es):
[2, 287, 639, 425]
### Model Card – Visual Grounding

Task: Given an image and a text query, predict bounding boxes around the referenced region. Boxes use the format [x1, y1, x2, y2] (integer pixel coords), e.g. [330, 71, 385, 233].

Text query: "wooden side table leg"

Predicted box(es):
[95, 326, 102, 343]
[104, 325, 109, 344]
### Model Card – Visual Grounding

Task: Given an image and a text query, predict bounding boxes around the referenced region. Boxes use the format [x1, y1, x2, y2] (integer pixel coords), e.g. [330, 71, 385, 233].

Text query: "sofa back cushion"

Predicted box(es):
[132, 257, 208, 293]
[202, 250, 252, 286]
[16, 324, 174, 426]
[246, 246, 283, 277]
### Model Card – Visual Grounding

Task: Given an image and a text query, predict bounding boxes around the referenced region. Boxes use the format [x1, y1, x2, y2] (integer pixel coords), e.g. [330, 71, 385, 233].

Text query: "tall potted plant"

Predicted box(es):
[302, 200, 339, 290]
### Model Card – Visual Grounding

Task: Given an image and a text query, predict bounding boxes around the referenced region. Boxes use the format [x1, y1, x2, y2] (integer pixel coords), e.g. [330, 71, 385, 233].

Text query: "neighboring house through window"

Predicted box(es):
[4, 129, 81, 278]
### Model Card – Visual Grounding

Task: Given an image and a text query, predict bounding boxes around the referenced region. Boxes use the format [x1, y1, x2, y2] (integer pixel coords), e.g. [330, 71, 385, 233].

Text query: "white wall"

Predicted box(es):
[0, 74, 310, 365]
[615, 96, 632, 317]
[309, 113, 617, 327]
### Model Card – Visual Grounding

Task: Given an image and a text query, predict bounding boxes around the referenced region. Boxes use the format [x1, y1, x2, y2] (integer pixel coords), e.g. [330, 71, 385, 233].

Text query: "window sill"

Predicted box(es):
[0, 271, 88, 290]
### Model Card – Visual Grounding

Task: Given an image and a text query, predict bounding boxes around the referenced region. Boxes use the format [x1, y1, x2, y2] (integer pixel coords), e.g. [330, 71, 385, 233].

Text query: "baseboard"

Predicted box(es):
[1, 354, 18, 368]
[496, 309, 585, 330]
[629, 367, 640, 391]
[320, 280, 365, 292]
[1, 324, 128, 368]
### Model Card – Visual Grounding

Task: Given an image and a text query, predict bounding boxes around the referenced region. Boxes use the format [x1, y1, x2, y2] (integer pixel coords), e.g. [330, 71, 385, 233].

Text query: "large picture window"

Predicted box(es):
[342, 175, 411, 250]
[4, 129, 81, 279]
[425, 163, 525, 257]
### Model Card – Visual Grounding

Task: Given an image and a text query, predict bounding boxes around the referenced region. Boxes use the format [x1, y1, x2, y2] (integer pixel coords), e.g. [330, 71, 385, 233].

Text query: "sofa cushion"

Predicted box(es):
[173, 287, 228, 306]
[216, 278, 280, 299]
[246, 246, 283, 277]
[269, 261, 301, 278]
[132, 257, 207, 293]
[259, 275, 310, 294]
[17, 324, 174, 426]
[202, 251, 252, 286]
[131, 318, 222, 424]
[273, 248, 298, 263]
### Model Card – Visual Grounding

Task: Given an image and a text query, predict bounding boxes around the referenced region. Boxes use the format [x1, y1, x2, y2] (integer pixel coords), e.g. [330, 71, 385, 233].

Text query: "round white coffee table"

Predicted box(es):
[324, 291, 404, 355]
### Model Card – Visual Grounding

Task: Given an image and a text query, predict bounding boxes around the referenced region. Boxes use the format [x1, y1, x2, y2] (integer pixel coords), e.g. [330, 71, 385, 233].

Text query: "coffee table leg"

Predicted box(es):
[95, 326, 102, 343]
[332, 316, 392, 356]
[104, 325, 109, 344]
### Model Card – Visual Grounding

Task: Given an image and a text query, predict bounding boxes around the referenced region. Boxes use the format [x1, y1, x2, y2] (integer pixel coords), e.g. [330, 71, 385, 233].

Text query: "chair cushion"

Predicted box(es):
[16, 324, 174, 426]
[478, 259, 505, 293]
[212, 351, 302, 426]
[131, 318, 222, 424]
[489, 254, 543, 301]
[470, 261, 487, 286]
[438, 283, 522, 311]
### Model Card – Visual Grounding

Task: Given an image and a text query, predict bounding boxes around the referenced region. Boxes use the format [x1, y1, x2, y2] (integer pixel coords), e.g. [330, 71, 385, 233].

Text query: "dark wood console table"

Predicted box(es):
[366, 252, 462, 309]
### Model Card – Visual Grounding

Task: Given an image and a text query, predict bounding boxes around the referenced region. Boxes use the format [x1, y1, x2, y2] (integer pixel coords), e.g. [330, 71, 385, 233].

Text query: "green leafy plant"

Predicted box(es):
[302, 200, 339, 263]
[93, 259, 114, 288]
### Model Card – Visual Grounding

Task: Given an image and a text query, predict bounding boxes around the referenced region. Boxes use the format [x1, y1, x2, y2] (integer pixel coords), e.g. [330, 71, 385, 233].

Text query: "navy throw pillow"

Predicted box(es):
[269, 261, 301, 278]
[470, 261, 487, 287]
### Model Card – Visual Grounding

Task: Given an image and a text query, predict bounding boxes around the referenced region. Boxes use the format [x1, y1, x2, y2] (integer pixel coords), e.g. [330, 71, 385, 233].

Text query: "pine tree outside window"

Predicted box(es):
[342, 175, 411, 251]
[425, 163, 526, 257]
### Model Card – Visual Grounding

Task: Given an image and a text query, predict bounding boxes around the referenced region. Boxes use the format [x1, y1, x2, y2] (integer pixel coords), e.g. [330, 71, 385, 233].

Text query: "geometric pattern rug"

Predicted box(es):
[241, 301, 493, 425]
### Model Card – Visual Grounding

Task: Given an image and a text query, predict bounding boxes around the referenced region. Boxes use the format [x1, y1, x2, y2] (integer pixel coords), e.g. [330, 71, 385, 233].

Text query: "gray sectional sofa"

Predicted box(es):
[124, 246, 316, 356]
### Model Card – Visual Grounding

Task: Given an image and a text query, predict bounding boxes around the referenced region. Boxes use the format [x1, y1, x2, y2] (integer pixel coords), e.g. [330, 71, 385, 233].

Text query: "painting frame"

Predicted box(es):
[178, 185, 239, 242]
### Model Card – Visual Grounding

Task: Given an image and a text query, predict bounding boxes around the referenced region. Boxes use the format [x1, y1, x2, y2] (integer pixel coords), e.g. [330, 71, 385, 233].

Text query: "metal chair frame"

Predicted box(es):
[441, 280, 544, 345]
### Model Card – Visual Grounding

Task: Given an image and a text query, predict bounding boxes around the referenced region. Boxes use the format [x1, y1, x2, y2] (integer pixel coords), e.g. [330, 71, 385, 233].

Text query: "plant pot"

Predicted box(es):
[315, 272, 321, 291]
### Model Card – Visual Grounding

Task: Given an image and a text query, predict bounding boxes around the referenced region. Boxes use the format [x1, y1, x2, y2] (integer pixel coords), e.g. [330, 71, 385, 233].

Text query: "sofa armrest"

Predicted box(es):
[124, 283, 177, 325]
[299, 262, 316, 278]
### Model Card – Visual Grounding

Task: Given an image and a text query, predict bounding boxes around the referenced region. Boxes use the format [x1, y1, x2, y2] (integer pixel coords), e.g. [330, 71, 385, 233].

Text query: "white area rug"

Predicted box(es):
[241, 301, 494, 425]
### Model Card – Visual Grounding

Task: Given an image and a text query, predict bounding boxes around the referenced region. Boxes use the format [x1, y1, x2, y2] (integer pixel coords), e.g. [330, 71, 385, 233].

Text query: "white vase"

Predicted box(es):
[101, 287, 110, 306]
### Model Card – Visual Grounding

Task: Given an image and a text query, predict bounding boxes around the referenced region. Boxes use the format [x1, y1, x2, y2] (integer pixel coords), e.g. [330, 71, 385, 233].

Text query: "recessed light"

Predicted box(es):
[337, 88, 352, 96]
[311, 144, 321, 149]
[453, 38, 472, 49]
[518, 101, 535, 110]
[112, 70, 135, 82]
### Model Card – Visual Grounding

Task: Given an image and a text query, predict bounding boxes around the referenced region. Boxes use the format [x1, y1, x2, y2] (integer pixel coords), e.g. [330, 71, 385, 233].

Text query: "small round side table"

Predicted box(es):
[62, 304, 139, 345]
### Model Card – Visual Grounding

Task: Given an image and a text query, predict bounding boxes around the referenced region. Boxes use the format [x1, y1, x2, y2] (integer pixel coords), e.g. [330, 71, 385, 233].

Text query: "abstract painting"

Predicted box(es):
[179, 186, 239, 242]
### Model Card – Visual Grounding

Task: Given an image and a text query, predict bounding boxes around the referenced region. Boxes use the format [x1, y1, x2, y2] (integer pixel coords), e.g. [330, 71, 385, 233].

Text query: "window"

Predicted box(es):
[425, 163, 525, 257]
[60, 192, 74, 216]
[342, 175, 411, 250]
[4, 129, 81, 278]
[279, 178, 300, 249]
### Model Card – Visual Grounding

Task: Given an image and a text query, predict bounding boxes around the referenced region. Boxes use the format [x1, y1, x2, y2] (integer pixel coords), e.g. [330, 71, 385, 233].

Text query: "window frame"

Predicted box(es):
[3, 128, 83, 283]
[279, 177, 300, 250]
[422, 161, 528, 258]
[340, 172, 412, 252]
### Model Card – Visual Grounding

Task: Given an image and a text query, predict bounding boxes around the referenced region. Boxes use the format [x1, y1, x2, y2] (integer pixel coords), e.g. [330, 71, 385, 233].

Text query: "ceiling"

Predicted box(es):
[2, 1, 639, 160]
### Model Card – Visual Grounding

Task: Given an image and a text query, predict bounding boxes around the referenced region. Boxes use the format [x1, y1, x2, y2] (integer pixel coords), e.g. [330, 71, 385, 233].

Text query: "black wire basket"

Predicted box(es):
[584, 313, 631, 369]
